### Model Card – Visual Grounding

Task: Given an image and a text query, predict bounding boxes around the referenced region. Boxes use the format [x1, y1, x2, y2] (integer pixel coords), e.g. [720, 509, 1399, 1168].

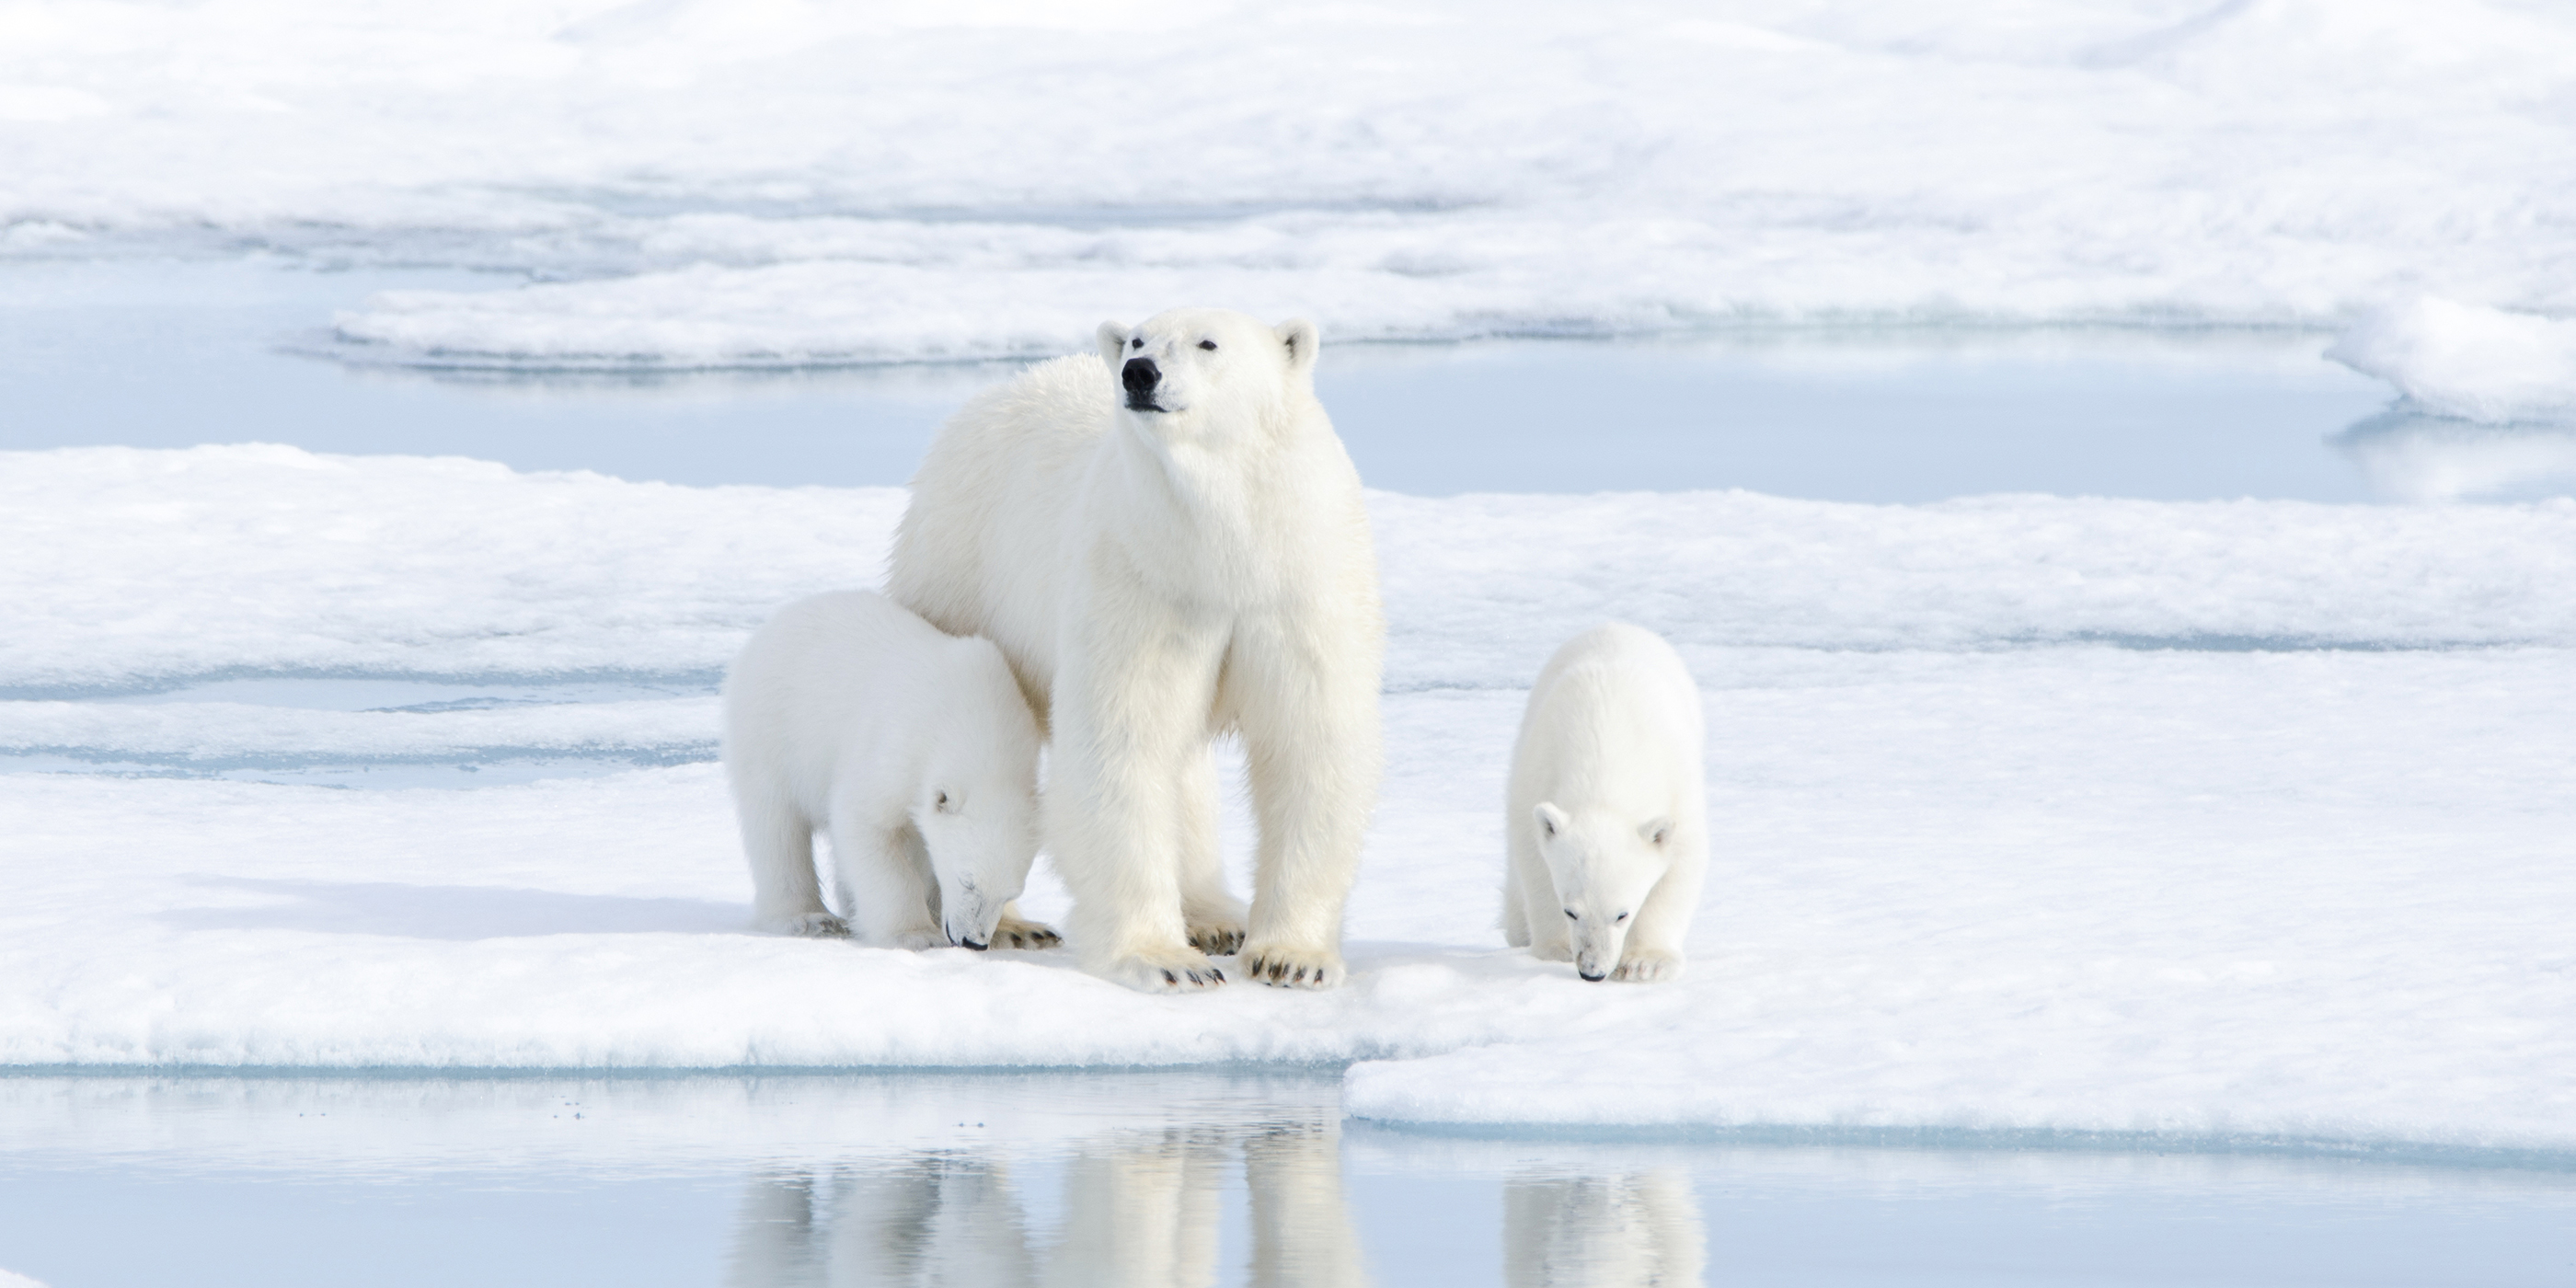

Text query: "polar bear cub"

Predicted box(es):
[722, 591, 1057, 952]
[1503, 623, 1708, 983]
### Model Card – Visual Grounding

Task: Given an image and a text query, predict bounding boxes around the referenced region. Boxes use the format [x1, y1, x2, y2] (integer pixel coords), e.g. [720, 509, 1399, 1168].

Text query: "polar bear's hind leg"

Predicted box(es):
[738, 789, 846, 936]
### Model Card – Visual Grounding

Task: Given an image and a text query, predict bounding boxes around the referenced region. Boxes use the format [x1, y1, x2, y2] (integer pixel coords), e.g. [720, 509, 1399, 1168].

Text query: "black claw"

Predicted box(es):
[1162, 970, 1178, 984]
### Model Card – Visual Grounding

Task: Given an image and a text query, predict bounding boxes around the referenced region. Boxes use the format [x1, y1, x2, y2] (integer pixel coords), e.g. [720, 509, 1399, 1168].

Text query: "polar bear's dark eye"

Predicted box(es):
[1199, 339, 1217, 351]
[1131, 338, 1143, 349]
[1616, 912, 1629, 923]
[1564, 908, 1577, 920]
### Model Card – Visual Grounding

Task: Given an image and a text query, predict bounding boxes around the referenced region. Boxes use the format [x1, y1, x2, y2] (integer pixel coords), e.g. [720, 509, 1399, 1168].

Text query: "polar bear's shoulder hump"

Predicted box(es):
[971, 353, 1112, 430]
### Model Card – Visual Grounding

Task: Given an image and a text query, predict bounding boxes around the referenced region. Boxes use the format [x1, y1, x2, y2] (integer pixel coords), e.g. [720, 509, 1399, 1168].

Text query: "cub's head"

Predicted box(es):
[914, 638, 1045, 949]
[1095, 308, 1320, 431]
[1532, 801, 1676, 982]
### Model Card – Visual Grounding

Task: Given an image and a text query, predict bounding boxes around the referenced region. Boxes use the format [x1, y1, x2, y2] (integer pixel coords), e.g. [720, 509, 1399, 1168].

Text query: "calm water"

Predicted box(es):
[14, 258, 2574, 502]
[3, 1074, 2570, 1288]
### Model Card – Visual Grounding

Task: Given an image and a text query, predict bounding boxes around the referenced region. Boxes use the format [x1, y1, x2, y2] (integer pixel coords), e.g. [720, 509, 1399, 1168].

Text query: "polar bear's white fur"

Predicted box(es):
[722, 591, 1057, 951]
[889, 308, 1385, 993]
[1502, 623, 1708, 983]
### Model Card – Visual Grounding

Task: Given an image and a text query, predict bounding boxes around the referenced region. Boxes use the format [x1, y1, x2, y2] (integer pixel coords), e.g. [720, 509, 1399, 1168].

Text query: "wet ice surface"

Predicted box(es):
[18, 258, 2569, 502]
[2, 1075, 2571, 1288]
[1, 676, 715, 788]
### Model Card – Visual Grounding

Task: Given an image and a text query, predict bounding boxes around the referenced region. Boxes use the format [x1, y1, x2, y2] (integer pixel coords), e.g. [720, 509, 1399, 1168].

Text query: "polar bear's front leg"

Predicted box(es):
[1177, 741, 1248, 957]
[829, 816, 948, 950]
[989, 902, 1062, 950]
[1610, 839, 1705, 983]
[1049, 603, 1229, 993]
[1231, 621, 1383, 990]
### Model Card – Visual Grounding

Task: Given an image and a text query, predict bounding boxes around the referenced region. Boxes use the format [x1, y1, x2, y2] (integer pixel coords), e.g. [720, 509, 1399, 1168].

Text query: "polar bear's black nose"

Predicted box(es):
[1121, 357, 1160, 402]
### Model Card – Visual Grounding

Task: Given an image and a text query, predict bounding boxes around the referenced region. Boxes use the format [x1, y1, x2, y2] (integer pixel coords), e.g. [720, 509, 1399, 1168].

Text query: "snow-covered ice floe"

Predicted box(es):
[4, 444, 2573, 1159]
[2323, 299, 2576, 500]
[9, 444, 2576, 694]
[2329, 299, 2576, 427]
[6, 1, 2576, 374]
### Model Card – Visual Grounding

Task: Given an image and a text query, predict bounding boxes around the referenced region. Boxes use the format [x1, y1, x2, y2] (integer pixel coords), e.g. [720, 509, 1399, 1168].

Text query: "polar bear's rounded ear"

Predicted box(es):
[1534, 801, 1569, 839]
[1640, 817, 1673, 847]
[1096, 321, 1130, 369]
[1275, 318, 1319, 375]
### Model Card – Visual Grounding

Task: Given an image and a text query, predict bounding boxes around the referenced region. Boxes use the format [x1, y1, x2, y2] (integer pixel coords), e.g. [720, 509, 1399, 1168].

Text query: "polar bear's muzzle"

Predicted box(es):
[1121, 357, 1165, 412]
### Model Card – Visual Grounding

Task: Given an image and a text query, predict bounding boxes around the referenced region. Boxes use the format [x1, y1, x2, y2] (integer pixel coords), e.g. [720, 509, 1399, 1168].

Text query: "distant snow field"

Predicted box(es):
[2, 447, 2570, 1158]
[5, 0, 2576, 383]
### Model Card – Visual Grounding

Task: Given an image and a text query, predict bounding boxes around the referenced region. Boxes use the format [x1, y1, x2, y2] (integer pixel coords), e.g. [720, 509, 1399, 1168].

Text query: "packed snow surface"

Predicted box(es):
[6, 0, 2576, 374]
[10, 445, 2576, 695]
[5, 445, 2572, 1157]
[2329, 298, 2576, 425]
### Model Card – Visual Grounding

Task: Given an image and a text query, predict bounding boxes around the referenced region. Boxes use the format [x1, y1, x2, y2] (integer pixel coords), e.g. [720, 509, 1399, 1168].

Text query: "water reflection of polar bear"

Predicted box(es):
[725, 1156, 1037, 1287]
[724, 1116, 1366, 1287]
[1504, 1169, 1705, 1288]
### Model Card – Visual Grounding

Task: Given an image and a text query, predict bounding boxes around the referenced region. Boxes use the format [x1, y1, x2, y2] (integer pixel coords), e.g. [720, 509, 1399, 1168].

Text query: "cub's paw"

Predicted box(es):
[1099, 947, 1226, 994]
[1612, 949, 1685, 983]
[1526, 939, 1574, 963]
[770, 912, 850, 937]
[1186, 917, 1247, 958]
[1239, 943, 1346, 990]
[991, 915, 1062, 950]
[886, 926, 949, 951]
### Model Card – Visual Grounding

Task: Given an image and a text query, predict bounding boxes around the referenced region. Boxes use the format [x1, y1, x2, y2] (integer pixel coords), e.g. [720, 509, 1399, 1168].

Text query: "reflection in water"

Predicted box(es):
[726, 1115, 1380, 1287]
[2331, 408, 2576, 501]
[1505, 1170, 1706, 1288]
[6, 1076, 2571, 1287]
[729, 1156, 1039, 1287]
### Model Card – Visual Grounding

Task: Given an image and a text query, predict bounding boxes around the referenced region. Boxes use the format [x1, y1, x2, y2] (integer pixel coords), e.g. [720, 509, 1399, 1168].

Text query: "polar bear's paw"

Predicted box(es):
[1186, 917, 1247, 958]
[887, 926, 950, 951]
[771, 912, 850, 937]
[1239, 943, 1345, 990]
[1612, 949, 1685, 983]
[1526, 939, 1574, 963]
[991, 914, 1062, 950]
[1103, 947, 1226, 993]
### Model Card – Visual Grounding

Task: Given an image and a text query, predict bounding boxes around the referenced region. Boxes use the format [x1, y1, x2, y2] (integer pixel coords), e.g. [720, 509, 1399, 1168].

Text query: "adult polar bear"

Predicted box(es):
[890, 309, 1385, 994]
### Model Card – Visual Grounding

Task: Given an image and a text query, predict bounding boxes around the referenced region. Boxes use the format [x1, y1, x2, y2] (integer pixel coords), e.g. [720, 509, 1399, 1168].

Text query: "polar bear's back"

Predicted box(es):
[1510, 623, 1706, 821]
[888, 354, 1114, 715]
[722, 591, 959, 815]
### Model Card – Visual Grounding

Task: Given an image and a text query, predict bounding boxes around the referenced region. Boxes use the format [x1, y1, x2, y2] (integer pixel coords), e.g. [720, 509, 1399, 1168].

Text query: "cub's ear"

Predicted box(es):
[1097, 321, 1131, 368]
[1640, 817, 1673, 847]
[1534, 801, 1570, 839]
[1274, 317, 1319, 374]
